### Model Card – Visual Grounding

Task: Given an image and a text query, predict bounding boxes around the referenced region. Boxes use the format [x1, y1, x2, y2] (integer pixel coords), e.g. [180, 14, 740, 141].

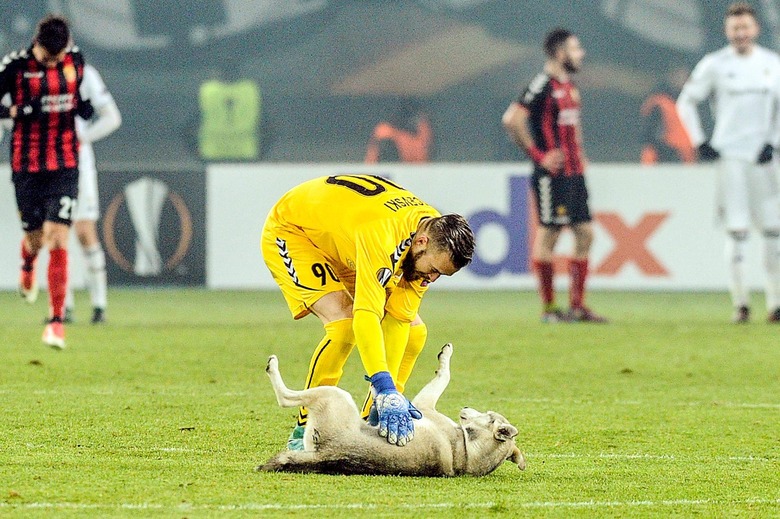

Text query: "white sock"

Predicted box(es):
[762, 233, 780, 311]
[84, 244, 107, 309]
[725, 232, 749, 308]
[65, 279, 75, 310]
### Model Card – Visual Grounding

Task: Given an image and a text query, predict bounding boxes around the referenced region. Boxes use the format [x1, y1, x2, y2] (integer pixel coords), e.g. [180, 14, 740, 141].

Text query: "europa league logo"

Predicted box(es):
[103, 177, 193, 276]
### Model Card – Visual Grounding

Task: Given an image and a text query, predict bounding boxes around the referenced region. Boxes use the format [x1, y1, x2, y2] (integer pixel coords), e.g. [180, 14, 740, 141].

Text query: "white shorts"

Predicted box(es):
[717, 158, 780, 232]
[74, 144, 99, 222]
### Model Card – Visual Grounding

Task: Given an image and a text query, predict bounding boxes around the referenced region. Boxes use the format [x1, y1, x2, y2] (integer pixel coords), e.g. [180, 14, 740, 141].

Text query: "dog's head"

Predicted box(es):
[459, 407, 526, 475]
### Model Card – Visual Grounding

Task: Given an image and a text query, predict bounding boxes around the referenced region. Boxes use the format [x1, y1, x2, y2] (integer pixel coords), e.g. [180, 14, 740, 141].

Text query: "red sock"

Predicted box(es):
[21, 239, 38, 269]
[48, 248, 68, 320]
[533, 260, 555, 308]
[569, 258, 588, 309]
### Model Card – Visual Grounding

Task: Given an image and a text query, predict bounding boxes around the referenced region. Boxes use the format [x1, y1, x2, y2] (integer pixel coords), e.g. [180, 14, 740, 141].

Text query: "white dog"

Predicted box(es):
[258, 343, 526, 476]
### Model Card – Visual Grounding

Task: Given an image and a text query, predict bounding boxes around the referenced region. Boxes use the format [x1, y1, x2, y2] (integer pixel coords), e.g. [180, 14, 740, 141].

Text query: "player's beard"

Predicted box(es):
[563, 57, 579, 74]
[401, 249, 425, 282]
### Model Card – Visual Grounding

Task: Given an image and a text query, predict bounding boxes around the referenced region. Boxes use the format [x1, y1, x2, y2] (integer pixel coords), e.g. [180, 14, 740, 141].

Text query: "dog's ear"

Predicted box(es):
[508, 444, 526, 470]
[494, 424, 518, 442]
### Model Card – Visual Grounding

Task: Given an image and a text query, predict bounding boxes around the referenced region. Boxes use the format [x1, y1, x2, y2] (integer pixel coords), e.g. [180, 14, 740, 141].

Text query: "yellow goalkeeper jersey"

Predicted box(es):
[269, 174, 440, 322]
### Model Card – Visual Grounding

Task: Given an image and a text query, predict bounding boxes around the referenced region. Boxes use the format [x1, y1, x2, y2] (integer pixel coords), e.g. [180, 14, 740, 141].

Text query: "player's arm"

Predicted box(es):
[0, 94, 12, 132]
[676, 57, 714, 150]
[0, 55, 13, 119]
[0, 56, 39, 120]
[352, 226, 398, 377]
[352, 225, 420, 446]
[761, 59, 780, 163]
[502, 102, 545, 162]
[502, 81, 564, 173]
[352, 309, 388, 376]
[78, 65, 122, 143]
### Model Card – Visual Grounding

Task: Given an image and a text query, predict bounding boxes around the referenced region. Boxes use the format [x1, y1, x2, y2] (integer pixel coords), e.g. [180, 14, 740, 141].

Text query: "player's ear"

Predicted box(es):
[414, 234, 429, 247]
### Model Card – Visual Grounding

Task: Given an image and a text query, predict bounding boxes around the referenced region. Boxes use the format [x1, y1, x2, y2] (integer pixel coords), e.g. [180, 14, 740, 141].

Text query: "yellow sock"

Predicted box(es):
[360, 321, 427, 419]
[396, 322, 427, 394]
[297, 318, 355, 426]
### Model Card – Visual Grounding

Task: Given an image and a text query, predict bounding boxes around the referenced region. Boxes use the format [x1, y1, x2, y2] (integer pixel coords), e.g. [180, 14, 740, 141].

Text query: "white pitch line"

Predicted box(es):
[512, 397, 780, 409]
[1, 499, 780, 511]
[26, 389, 250, 397]
[533, 453, 774, 462]
[19, 447, 768, 463]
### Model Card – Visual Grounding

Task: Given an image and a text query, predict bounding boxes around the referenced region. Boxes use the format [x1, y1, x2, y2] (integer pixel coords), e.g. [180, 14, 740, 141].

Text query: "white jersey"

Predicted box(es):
[677, 45, 780, 161]
[78, 64, 119, 170]
[74, 64, 121, 221]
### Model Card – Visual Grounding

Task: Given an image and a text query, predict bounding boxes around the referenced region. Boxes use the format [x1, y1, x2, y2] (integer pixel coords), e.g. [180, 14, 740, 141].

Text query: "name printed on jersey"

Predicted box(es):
[383, 196, 426, 212]
[42, 93, 76, 113]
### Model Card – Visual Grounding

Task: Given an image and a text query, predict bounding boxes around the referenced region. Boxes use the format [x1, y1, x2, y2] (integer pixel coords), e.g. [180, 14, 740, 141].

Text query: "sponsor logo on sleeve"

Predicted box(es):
[376, 267, 393, 286]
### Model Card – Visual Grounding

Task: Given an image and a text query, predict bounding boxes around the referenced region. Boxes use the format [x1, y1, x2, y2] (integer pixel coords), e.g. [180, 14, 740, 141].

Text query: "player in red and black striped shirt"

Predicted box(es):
[0, 14, 94, 348]
[503, 28, 606, 323]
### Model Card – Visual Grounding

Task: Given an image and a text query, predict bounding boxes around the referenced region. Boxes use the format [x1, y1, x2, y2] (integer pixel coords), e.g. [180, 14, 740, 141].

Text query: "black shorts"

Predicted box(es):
[531, 167, 591, 227]
[13, 169, 79, 231]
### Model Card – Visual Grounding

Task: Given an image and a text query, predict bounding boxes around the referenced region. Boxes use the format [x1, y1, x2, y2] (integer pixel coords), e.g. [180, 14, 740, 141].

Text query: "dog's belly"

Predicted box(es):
[310, 417, 460, 476]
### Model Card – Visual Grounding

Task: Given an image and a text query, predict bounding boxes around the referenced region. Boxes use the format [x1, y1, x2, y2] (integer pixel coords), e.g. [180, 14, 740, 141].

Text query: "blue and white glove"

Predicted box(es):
[369, 371, 422, 446]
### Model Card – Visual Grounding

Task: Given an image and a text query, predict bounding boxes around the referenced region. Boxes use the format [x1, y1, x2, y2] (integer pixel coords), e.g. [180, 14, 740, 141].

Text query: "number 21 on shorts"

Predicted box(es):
[58, 196, 77, 220]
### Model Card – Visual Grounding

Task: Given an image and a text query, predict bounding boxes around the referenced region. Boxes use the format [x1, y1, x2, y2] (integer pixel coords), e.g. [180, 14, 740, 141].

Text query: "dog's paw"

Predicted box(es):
[266, 355, 278, 374]
[437, 343, 453, 360]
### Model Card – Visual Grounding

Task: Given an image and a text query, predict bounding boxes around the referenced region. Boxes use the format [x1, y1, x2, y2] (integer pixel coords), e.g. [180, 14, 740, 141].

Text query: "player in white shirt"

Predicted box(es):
[677, 2, 780, 323]
[66, 63, 122, 324]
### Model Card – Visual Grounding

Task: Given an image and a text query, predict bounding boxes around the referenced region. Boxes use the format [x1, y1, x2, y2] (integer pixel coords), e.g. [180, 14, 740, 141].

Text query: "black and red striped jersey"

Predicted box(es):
[518, 73, 584, 176]
[0, 46, 86, 174]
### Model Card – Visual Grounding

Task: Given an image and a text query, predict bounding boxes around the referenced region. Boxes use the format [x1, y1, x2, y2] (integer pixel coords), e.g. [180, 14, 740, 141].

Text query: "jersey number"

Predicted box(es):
[312, 262, 339, 286]
[325, 175, 403, 196]
[58, 196, 77, 220]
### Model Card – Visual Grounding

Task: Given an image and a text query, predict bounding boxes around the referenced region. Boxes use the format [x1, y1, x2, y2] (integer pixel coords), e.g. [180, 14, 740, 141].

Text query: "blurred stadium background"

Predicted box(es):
[1, 0, 766, 164]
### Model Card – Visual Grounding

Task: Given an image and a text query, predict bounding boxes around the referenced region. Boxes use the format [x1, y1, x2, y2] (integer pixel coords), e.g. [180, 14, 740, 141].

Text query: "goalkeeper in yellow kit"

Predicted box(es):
[261, 175, 475, 448]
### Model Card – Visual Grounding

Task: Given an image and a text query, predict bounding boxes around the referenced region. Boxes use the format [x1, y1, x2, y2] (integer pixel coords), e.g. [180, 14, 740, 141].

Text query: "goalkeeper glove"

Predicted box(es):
[365, 397, 421, 427]
[369, 371, 422, 446]
[697, 142, 720, 162]
[757, 143, 774, 164]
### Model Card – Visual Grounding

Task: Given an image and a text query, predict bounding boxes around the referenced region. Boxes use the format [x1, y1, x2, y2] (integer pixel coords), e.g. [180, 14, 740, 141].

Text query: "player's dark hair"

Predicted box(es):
[544, 28, 573, 58]
[726, 2, 757, 19]
[426, 214, 475, 269]
[34, 14, 70, 55]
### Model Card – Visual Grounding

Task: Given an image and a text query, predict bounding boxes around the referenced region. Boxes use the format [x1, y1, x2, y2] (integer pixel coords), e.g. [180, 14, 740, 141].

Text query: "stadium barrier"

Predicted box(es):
[0, 163, 770, 291]
[205, 163, 766, 291]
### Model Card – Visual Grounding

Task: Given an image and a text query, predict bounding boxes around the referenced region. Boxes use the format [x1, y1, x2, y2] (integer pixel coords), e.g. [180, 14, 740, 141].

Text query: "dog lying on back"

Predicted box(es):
[258, 343, 526, 477]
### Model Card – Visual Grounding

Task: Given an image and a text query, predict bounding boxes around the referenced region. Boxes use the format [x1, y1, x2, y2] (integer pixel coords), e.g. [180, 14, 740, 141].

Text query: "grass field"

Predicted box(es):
[1, 288, 779, 518]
